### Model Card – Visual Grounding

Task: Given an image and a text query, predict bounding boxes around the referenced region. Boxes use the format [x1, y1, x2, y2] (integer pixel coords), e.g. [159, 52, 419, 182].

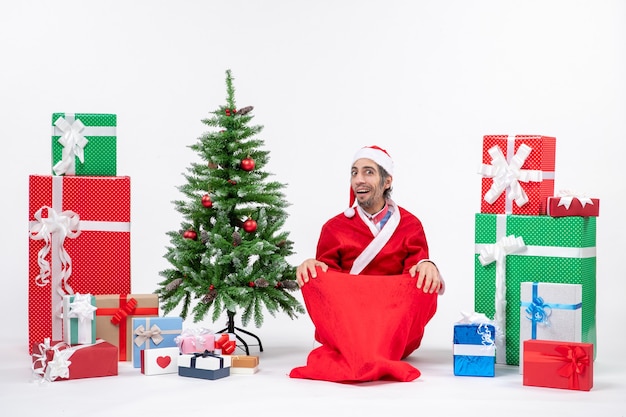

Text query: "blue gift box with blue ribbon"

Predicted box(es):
[453, 323, 496, 377]
[519, 282, 582, 372]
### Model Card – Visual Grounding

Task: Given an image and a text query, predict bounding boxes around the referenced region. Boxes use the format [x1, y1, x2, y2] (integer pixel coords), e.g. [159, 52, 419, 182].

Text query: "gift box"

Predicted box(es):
[141, 347, 179, 376]
[519, 282, 582, 372]
[63, 293, 97, 345]
[28, 175, 131, 352]
[32, 339, 118, 382]
[523, 339, 593, 391]
[214, 333, 237, 354]
[175, 328, 215, 354]
[453, 323, 496, 377]
[546, 193, 600, 217]
[132, 316, 183, 368]
[95, 294, 159, 361]
[225, 355, 260, 374]
[478, 134, 556, 215]
[178, 352, 231, 380]
[52, 113, 117, 176]
[474, 213, 596, 365]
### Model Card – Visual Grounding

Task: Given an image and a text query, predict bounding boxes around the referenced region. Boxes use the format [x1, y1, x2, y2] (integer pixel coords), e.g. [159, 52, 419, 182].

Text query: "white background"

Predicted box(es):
[1, 1, 625, 415]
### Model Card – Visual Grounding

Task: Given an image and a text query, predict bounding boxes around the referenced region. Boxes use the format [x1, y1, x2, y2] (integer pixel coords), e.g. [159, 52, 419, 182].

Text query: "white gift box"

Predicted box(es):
[519, 282, 582, 373]
[141, 347, 179, 375]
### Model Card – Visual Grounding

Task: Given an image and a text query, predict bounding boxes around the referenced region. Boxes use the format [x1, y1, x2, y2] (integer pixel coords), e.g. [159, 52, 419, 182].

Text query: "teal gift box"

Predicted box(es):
[62, 293, 97, 345]
[131, 316, 183, 368]
[474, 213, 596, 365]
[51, 113, 117, 176]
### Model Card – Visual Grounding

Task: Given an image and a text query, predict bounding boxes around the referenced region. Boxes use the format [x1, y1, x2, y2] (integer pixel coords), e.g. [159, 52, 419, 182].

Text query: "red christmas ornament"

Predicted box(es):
[225, 109, 231, 116]
[183, 229, 197, 240]
[201, 194, 213, 208]
[240, 157, 255, 172]
[248, 281, 255, 287]
[209, 284, 214, 290]
[242, 218, 257, 233]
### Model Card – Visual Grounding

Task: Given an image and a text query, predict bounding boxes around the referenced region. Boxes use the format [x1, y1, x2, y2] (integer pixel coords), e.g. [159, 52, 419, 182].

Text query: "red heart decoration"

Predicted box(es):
[156, 356, 171, 369]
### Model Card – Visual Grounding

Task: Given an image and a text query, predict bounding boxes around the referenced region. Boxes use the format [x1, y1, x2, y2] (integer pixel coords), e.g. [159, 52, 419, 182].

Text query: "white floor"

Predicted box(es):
[2, 328, 625, 417]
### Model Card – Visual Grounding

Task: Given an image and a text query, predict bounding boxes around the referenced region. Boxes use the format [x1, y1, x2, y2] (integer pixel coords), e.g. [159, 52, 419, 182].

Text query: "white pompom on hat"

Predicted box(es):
[344, 145, 394, 218]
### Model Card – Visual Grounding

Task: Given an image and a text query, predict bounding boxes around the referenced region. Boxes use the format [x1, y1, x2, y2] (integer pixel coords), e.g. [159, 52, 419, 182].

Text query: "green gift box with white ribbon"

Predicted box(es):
[51, 113, 117, 176]
[474, 213, 596, 366]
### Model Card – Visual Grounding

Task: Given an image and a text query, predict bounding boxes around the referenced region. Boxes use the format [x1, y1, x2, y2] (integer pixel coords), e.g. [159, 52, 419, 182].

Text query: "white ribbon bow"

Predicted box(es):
[134, 324, 164, 347]
[478, 235, 526, 362]
[67, 293, 97, 323]
[52, 116, 89, 176]
[556, 189, 594, 209]
[479, 144, 543, 208]
[32, 338, 103, 382]
[29, 206, 81, 289]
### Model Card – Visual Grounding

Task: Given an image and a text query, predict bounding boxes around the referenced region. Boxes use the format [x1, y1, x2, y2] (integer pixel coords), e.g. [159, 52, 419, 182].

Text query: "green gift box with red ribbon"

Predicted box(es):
[474, 213, 596, 366]
[51, 113, 117, 176]
[95, 294, 159, 361]
[28, 175, 131, 354]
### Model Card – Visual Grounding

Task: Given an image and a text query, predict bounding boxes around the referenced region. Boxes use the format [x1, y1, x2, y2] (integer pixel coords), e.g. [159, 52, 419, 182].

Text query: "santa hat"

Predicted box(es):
[344, 145, 394, 218]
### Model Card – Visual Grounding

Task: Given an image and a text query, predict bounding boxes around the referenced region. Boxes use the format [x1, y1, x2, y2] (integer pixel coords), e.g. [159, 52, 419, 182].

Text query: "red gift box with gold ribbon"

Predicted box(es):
[28, 175, 131, 353]
[95, 294, 159, 361]
[478, 135, 556, 215]
[523, 339, 593, 391]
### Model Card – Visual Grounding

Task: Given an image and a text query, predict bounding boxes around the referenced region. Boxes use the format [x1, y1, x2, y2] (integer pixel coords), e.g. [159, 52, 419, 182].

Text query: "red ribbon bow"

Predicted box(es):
[555, 345, 590, 390]
[215, 334, 236, 354]
[110, 297, 138, 325]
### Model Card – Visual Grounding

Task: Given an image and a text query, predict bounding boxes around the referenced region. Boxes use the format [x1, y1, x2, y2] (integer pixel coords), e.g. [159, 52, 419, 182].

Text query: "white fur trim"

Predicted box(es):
[344, 207, 356, 218]
[352, 147, 394, 175]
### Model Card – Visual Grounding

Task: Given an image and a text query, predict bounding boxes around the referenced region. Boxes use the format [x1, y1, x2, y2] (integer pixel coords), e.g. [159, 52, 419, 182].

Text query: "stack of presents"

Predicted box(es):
[453, 134, 598, 391]
[28, 113, 259, 383]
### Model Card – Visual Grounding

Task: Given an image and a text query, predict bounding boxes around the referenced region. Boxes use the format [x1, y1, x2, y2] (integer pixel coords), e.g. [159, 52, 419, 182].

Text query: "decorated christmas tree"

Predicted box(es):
[156, 70, 304, 345]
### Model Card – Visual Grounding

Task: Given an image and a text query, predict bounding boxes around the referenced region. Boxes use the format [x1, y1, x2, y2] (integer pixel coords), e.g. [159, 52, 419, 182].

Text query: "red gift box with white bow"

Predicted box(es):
[28, 175, 131, 353]
[546, 192, 600, 217]
[478, 135, 556, 215]
[31, 339, 118, 382]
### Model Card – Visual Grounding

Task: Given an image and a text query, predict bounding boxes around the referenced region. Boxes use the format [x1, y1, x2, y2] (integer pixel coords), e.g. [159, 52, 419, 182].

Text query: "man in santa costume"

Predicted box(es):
[290, 145, 444, 382]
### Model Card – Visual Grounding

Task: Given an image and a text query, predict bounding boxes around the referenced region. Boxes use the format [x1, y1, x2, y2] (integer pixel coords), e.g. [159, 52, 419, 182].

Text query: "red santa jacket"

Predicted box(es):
[315, 204, 430, 275]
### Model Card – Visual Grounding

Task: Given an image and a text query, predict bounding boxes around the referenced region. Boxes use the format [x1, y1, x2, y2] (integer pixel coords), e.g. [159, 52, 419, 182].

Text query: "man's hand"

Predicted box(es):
[409, 261, 443, 294]
[296, 258, 328, 287]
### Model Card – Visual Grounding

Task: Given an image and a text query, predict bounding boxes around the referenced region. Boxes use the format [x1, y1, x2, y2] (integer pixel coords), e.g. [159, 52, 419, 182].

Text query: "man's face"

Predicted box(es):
[351, 158, 392, 214]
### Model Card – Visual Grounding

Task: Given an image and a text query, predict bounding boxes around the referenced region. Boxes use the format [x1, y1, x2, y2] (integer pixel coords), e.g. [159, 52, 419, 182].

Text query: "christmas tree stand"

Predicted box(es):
[216, 310, 264, 355]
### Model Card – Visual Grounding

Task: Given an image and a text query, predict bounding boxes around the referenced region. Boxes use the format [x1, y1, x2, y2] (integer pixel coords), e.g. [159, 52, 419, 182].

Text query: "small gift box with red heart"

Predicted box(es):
[178, 351, 231, 380]
[141, 347, 179, 376]
[214, 333, 237, 354]
[523, 339, 593, 391]
[175, 328, 215, 354]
